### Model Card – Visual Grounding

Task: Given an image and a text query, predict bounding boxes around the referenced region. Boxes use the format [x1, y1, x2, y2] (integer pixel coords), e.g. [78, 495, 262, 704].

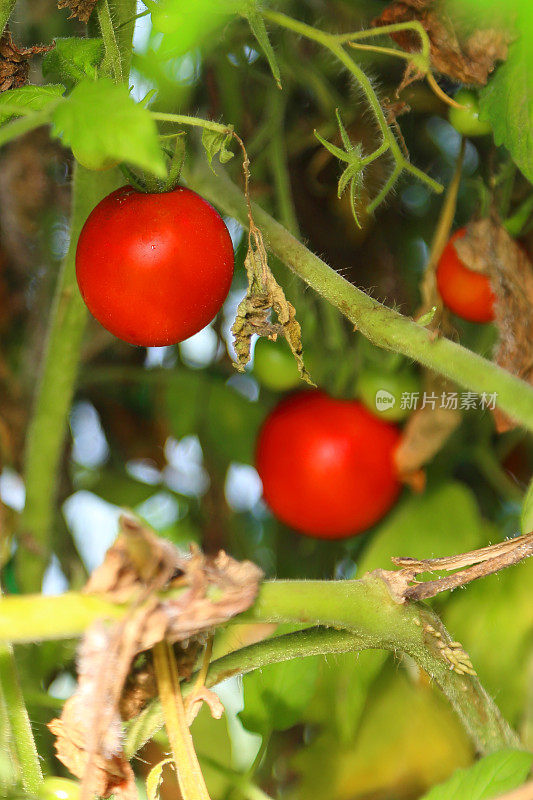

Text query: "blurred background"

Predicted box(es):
[0, 1, 532, 798]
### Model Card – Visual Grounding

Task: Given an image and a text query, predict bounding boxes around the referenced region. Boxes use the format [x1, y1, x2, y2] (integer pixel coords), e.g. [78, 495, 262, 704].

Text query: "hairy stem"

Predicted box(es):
[16, 0, 137, 592]
[0, 577, 518, 755]
[185, 160, 533, 431]
[97, 0, 124, 83]
[0, 0, 15, 34]
[0, 642, 42, 792]
[16, 165, 121, 592]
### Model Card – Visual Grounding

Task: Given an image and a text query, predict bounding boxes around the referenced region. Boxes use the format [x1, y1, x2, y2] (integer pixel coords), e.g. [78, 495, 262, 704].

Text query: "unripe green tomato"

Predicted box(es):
[253, 338, 301, 392]
[71, 145, 119, 171]
[448, 90, 491, 137]
[357, 368, 420, 422]
[39, 778, 80, 800]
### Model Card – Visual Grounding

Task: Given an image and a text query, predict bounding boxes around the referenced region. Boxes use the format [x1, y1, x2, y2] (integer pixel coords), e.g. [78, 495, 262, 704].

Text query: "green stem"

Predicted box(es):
[267, 90, 299, 236]
[261, 10, 442, 202]
[151, 112, 231, 135]
[153, 641, 211, 800]
[184, 160, 533, 430]
[97, 0, 124, 83]
[0, 642, 42, 793]
[16, 0, 137, 593]
[336, 20, 431, 65]
[0, 578, 516, 755]
[0, 0, 15, 33]
[16, 165, 122, 592]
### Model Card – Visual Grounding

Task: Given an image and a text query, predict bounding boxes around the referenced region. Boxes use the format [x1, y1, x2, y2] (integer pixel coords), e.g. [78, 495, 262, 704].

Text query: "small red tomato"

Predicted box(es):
[436, 228, 495, 323]
[76, 186, 234, 346]
[255, 390, 401, 539]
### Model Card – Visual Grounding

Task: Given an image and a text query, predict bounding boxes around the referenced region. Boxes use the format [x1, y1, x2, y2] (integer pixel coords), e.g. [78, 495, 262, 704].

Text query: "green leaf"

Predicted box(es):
[417, 306, 437, 327]
[202, 127, 234, 169]
[146, 758, 173, 800]
[245, 7, 282, 89]
[51, 78, 166, 175]
[0, 84, 65, 124]
[444, 550, 533, 722]
[42, 38, 104, 88]
[239, 653, 319, 735]
[420, 750, 533, 800]
[522, 477, 533, 534]
[479, 35, 533, 182]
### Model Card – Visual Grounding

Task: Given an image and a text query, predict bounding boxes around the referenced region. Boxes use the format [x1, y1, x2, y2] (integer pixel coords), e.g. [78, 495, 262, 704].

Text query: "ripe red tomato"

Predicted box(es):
[436, 228, 495, 323]
[255, 390, 401, 539]
[76, 186, 234, 346]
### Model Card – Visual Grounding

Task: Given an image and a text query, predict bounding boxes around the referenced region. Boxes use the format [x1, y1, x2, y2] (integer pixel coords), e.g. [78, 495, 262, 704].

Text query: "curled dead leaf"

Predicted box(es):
[57, 0, 98, 23]
[231, 221, 314, 385]
[373, 0, 510, 86]
[49, 516, 263, 799]
[454, 219, 533, 431]
[0, 31, 54, 93]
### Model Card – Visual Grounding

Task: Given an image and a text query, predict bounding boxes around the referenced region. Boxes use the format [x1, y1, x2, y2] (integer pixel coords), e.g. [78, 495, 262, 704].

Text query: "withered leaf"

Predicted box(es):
[49, 516, 263, 798]
[0, 31, 54, 93]
[373, 0, 509, 86]
[394, 376, 461, 481]
[454, 219, 533, 431]
[57, 0, 98, 23]
[231, 222, 314, 385]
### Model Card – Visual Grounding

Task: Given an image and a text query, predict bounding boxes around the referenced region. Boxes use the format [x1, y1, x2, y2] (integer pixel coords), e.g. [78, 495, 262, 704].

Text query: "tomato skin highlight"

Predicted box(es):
[75, 186, 234, 346]
[255, 390, 401, 539]
[436, 228, 496, 324]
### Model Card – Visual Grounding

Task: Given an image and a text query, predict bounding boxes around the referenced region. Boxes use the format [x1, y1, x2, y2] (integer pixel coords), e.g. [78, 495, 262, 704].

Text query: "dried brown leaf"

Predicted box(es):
[49, 517, 263, 797]
[57, 0, 98, 23]
[231, 222, 313, 385]
[394, 376, 461, 479]
[373, 0, 510, 86]
[0, 30, 54, 93]
[454, 219, 533, 431]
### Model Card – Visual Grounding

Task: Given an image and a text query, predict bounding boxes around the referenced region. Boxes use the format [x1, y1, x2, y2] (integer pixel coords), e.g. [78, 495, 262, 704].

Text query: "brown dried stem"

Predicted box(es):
[391, 531, 533, 601]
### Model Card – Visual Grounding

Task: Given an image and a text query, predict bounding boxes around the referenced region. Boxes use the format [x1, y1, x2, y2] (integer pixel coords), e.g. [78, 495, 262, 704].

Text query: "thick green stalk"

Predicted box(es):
[0, 642, 42, 792]
[17, 165, 121, 592]
[185, 161, 533, 431]
[0, 0, 15, 33]
[0, 577, 518, 755]
[16, 0, 137, 592]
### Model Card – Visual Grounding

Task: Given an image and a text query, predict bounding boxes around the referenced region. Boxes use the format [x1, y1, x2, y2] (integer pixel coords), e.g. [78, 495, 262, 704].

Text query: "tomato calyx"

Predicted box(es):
[120, 133, 186, 194]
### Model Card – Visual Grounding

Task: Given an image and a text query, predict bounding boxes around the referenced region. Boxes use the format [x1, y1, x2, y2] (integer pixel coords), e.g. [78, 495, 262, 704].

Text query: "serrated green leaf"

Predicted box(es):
[239, 654, 319, 735]
[201, 127, 234, 169]
[420, 750, 533, 800]
[146, 758, 173, 800]
[42, 38, 104, 88]
[246, 8, 282, 89]
[522, 478, 533, 534]
[0, 84, 65, 124]
[51, 78, 166, 175]
[479, 35, 533, 182]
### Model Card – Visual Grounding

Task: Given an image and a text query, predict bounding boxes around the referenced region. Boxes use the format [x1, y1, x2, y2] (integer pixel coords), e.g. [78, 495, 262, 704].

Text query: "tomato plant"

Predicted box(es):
[448, 90, 492, 137]
[76, 186, 234, 346]
[256, 391, 401, 538]
[436, 228, 496, 323]
[1, 2, 533, 800]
